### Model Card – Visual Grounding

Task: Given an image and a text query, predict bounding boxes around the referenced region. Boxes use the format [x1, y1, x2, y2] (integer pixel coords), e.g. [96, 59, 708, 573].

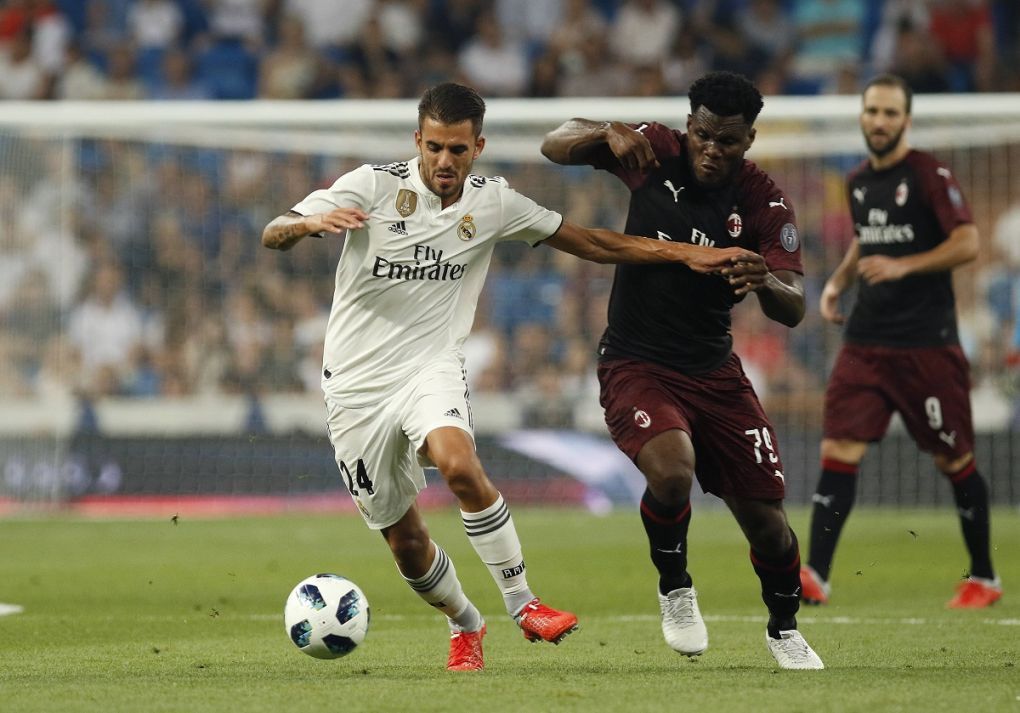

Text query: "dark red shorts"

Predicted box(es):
[823, 343, 974, 457]
[597, 355, 786, 500]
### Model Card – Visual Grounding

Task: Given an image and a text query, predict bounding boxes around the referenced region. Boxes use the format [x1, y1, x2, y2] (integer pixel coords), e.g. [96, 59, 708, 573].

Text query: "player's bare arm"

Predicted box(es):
[544, 220, 759, 272]
[857, 224, 979, 285]
[721, 257, 804, 326]
[820, 239, 860, 324]
[262, 208, 368, 251]
[541, 119, 659, 172]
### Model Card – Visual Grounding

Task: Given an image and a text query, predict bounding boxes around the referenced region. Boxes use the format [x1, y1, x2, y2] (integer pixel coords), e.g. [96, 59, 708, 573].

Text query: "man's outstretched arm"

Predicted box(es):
[543, 220, 762, 274]
[262, 208, 368, 251]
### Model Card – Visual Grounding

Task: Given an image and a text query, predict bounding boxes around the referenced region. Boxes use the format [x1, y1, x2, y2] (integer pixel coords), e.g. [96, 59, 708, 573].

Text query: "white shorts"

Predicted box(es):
[324, 353, 475, 530]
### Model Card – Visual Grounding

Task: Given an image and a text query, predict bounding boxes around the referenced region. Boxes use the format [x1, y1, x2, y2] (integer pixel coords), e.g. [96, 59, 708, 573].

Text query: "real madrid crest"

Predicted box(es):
[458, 214, 477, 241]
[727, 211, 743, 238]
[395, 189, 418, 218]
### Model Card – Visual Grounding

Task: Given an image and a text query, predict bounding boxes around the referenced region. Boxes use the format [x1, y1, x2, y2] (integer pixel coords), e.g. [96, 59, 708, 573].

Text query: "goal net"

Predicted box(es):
[1, 94, 1018, 513]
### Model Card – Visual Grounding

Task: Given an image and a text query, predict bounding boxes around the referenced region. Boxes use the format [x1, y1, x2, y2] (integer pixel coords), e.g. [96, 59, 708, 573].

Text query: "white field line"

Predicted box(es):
[0, 603, 24, 616]
[245, 613, 1020, 626]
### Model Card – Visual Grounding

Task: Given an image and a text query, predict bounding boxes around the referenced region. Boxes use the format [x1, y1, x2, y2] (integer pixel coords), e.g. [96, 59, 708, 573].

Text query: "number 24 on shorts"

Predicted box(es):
[339, 459, 375, 495]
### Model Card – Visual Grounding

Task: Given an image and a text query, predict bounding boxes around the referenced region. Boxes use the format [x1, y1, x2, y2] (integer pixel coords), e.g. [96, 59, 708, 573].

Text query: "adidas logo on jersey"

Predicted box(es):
[388, 221, 408, 235]
[443, 408, 463, 419]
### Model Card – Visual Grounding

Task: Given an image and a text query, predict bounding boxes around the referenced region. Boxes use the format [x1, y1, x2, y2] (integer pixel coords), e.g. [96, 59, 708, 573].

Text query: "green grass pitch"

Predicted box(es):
[1, 507, 1017, 712]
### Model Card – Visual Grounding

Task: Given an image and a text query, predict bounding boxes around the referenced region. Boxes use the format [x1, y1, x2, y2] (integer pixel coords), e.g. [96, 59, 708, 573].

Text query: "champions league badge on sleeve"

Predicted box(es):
[780, 223, 799, 252]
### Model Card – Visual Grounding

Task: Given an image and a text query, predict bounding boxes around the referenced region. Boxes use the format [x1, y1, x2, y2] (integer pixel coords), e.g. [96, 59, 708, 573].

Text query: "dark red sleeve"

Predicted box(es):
[911, 152, 973, 237]
[741, 164, 803, 275]
[588, 122, 683, 191]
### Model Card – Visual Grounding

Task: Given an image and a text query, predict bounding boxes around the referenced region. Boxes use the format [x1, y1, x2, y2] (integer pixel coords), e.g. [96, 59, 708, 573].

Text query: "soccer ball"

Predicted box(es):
[284, 573, 370, 659]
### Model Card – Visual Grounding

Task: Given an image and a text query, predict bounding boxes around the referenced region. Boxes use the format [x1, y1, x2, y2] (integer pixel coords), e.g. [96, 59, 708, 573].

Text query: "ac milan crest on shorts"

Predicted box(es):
[598, 355, 786, 499]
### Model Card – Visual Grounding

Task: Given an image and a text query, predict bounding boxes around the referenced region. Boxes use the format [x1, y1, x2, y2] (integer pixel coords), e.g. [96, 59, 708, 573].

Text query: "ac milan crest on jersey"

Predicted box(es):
[895, 179, 908, 206]
[727, 212, 743, 238]
[634, 410, 651, 428]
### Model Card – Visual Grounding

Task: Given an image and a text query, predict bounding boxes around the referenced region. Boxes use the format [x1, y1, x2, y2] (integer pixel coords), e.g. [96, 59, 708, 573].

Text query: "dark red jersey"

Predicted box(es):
[589, 122, 803, 374]
[845, 149, 973, 347]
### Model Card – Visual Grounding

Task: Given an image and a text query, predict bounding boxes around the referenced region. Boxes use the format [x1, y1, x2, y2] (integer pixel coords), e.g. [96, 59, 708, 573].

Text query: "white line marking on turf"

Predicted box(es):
[241, 612, 1020, 626]
[0, 603, 24, 617]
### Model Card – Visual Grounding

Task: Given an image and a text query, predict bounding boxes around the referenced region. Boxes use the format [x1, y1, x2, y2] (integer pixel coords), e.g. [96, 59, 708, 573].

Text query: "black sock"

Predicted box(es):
[947, 462, 995, 580]
[807, 459, 858, 582]
[751, 529, 801, 638]
[639, 488, 693, 595]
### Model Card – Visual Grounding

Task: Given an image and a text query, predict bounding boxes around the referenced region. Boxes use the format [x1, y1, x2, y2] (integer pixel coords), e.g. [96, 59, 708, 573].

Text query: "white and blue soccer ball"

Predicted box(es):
[284, 574, 370, 659]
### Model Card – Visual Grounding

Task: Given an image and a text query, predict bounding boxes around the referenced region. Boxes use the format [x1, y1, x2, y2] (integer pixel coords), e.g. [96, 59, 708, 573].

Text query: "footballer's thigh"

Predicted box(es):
[324, 394, 425, 531]
[401, 353, 497, 509]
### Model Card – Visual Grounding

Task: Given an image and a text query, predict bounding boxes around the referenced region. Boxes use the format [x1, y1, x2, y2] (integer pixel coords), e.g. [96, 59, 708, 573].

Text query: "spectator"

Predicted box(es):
[735, 0, 796, 65]
[928, 0, 996, 91]
[558, 33, 632, 97]
[285, 0, 374, 51]
[56, 41, 109, 99]
[0, 27, 47, 99]
[457, 10, 529, 97]
[608, 0, 680, 68]
[67, 261, 145, 396]
[662, 23, 710, 94]
[148, 46, 212, 99]
[204, 0, 269, 45]
[257, 14, 321, 98]
[869, 0, 930, 73]
[496, 0, 563, 50]
[890, 17, 950, 93]
[102, 45, 145, 99]
[126, 0, 184, 50]
[789, 0, 864, 92]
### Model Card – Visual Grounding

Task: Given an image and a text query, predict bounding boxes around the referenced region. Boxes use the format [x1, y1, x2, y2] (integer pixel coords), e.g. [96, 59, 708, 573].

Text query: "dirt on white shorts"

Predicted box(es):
[324, 353, 475, 530]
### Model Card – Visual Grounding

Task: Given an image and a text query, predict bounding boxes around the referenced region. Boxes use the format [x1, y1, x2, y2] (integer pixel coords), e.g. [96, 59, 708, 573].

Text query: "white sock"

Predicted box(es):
[461, 494, 534, 616]
[401, 542, 483, 632]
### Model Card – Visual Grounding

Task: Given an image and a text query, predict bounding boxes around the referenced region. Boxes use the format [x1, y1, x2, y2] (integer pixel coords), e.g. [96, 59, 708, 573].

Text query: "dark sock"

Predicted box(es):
[807, 459, 858, 581]
[947, 462, 995, 580]
[751, 529, 801, 638]
[639, 488, 693, 595]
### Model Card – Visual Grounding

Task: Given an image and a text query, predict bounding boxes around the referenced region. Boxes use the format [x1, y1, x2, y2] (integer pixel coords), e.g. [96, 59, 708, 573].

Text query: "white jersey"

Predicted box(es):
[292, 156, 563, 407]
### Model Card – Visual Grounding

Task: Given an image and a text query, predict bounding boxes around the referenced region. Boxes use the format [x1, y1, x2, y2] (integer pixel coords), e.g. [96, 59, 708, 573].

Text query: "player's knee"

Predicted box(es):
[644, 463, 695, 505]
[820, 438, 867, 465]
[934, 452, 973, 476]
[437, 456, 488, 500]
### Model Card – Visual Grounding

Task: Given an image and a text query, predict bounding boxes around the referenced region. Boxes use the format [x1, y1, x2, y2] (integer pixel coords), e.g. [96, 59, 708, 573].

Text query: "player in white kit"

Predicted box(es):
[263, 83, 767, 671]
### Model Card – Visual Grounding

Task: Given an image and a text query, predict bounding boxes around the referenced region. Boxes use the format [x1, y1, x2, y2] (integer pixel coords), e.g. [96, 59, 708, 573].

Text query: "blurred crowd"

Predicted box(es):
[0, 0, 1018, 102]
[2, 0, 1020, 433]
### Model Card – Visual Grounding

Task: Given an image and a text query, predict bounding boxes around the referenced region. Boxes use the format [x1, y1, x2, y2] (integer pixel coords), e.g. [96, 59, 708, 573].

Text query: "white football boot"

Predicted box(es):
[765, 629, 825, 670]
[657, 587, 708, 656]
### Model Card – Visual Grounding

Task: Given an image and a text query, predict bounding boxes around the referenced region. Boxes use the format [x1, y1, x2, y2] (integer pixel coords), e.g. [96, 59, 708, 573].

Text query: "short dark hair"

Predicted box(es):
[863, 73, 913, 115]
[688, 71, 764, 125]
[418, 83, 486, 137]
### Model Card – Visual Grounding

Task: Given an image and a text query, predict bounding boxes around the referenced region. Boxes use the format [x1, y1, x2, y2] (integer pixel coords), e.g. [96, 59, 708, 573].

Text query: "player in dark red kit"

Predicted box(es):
[542, 71, 823, 669]
[800, 74, 1001, 609]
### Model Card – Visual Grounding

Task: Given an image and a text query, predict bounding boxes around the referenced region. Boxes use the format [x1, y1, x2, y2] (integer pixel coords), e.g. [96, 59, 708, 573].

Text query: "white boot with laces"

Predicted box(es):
[765, 628, 824, 670]
[657, 587, 708, 656]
